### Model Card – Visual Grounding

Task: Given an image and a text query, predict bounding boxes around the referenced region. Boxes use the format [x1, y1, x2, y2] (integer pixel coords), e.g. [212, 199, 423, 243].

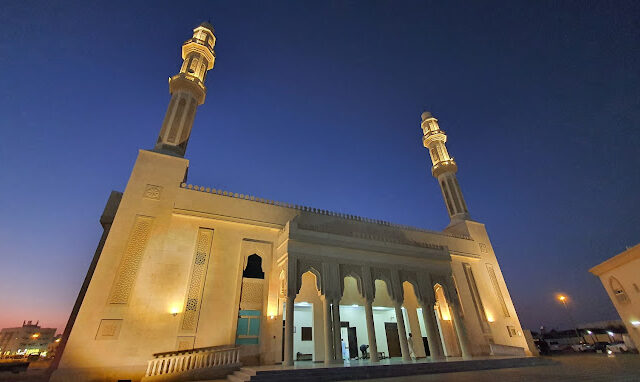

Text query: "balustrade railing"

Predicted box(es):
[144, 345, 240, 378]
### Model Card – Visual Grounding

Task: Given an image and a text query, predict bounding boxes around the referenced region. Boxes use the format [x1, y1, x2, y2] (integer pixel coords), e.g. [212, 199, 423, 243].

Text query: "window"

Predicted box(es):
[507, 326, 520, 337]
[301, 327, 312, 341]
[243, 254, 265, 279]
[610, 277, 629, 304]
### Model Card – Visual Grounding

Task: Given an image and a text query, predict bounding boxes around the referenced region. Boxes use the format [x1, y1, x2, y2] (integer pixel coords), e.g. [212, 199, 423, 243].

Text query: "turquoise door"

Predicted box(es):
[236, 310, 261, 344]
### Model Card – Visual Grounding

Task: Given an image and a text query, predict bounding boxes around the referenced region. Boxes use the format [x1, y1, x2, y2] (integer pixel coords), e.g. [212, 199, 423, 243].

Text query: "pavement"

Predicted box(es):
[351, 353, 640, 382]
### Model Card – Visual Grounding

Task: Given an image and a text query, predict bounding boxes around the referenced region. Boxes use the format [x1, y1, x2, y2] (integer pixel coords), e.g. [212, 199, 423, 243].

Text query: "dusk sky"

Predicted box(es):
[1, 1, 638, 334]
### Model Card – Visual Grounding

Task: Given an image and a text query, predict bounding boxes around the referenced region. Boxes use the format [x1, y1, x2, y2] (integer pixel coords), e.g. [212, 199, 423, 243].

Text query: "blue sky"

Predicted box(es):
[0, 0, 638, 332]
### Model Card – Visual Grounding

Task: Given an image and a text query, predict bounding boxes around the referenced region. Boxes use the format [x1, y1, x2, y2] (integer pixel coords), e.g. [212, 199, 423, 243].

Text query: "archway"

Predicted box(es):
[433, 283, 460, 356]
[291, 271, 323, 362]
[337, 275, 366, 360]
[371, 279, 401, 359]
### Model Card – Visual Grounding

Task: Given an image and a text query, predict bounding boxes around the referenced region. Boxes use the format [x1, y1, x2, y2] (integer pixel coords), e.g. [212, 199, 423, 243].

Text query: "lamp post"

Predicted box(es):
[557, 295, 582, 342]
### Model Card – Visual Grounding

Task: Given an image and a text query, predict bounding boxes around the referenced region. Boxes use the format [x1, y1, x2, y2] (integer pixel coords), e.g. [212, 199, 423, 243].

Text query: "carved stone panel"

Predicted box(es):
[182, 228, 214, 331]
[108, 215, 154, 304]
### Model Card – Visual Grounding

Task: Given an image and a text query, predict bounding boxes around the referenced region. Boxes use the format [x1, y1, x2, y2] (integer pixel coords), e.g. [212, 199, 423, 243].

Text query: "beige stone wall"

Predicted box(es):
[53, 150, 530, 381]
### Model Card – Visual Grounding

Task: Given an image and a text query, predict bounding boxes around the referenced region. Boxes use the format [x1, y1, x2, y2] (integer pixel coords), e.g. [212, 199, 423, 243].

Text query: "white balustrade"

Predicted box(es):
[144, 345, 240, 378]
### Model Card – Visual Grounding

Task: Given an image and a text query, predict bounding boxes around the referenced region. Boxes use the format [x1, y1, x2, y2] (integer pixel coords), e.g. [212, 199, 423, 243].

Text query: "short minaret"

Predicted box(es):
[154, 22, 216, 157]
[421, 111, 471, 223]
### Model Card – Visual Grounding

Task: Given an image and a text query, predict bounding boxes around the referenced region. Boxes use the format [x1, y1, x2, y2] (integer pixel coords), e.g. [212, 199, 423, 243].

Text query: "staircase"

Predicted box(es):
[141, 344, 241, 382]
[221, 356, 554, 382]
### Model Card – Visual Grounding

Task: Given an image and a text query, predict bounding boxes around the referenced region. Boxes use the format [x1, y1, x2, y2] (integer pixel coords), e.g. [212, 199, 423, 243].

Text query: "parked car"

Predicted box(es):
[534, 339, 550, 355]
[571, 343, 595, 352]
[548, 341, 570, 352]
[606, 342, 629, 353]
[593, 342, 609, 353]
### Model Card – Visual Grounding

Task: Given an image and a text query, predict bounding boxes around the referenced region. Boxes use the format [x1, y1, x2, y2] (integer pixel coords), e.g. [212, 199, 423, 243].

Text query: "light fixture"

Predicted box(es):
[170, 306, 181, 317]
[631, 321, 640, 327]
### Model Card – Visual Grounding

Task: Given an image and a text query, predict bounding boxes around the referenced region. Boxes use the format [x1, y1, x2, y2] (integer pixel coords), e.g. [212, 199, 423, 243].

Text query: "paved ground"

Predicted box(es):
[2, 354, 639, 381]
[353, 354, 640, 382]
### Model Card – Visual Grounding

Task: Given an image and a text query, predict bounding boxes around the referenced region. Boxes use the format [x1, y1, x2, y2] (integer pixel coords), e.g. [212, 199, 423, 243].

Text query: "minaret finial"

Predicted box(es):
[420, 111, 470, 223]
[154, 23, 217, 157]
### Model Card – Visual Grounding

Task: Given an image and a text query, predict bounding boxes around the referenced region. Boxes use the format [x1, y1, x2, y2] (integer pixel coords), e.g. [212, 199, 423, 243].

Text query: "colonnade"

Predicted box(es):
[281, 262, 472, 366]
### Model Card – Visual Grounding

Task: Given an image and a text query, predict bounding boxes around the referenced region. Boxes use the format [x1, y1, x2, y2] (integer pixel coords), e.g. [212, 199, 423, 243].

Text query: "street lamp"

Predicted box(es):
[557, 295, 582, 342]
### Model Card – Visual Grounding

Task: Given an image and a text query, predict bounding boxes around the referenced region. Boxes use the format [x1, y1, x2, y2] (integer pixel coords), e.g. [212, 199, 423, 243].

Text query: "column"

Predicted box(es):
[331, 299, 342, 362]
[421, 302, 443, 359]
[406, 306, 426, 358]
[283, 296, 294, 366]
[450, 303, 471, 359]
[394, 302, 411, 361]
[364, 298, 379, 362]
[322, 296, 334, 365]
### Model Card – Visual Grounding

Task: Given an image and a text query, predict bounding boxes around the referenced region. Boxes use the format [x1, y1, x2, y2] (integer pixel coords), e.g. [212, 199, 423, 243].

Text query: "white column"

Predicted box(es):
[322, 296, 334, 365]
[364, 298, 379, 362]
[421, 302, 444, 359]
[332, 299, 342, 362]
[450, 303, 471, 359]
[283, 296, 294, 366]
[394, 302, 411, 361]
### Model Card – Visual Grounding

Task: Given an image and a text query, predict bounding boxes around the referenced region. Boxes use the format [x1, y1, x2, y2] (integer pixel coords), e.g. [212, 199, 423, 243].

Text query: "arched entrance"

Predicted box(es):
[291, 271, 323, 362]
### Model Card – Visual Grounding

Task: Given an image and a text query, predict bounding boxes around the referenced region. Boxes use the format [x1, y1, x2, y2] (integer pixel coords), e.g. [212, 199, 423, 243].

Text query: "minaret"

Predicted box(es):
[421, 111, 471, 223]
[154, 22, 216, 157]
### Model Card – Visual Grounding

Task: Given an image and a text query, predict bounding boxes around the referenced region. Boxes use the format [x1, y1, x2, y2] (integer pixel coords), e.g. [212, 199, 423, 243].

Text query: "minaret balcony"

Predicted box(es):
[169, 74, 207, 104]
[432, 159, 457, 177]
[422, 131, 447, 148]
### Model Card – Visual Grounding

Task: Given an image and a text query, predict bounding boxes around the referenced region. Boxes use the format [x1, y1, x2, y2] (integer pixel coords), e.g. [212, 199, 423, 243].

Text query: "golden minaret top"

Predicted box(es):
[154, 22, 216, 157]
[421, 112, 470, 222]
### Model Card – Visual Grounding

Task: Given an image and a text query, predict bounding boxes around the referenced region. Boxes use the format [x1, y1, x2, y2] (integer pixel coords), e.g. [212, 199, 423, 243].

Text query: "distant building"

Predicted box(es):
[0, 321, 57, 356]
[590, 243, 640, 351]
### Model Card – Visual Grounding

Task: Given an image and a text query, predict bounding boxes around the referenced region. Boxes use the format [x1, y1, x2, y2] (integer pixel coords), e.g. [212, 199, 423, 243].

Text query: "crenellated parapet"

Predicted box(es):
[179, 182, 472, 240]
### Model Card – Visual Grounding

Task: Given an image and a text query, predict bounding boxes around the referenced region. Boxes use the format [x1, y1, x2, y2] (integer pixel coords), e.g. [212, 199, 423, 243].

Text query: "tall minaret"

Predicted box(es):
[154, 22, 216, 157]
[421, 111, 471, 223]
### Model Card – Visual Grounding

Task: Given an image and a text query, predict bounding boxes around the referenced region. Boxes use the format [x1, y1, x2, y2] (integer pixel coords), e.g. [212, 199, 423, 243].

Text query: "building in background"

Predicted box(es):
[51, 22, 531, 382]
[0, 321, 57, 356]
[590, 243, 640, 353]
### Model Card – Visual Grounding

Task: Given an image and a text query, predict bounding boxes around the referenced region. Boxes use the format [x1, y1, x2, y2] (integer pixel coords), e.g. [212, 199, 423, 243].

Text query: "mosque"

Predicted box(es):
[51, 22, 530, 382]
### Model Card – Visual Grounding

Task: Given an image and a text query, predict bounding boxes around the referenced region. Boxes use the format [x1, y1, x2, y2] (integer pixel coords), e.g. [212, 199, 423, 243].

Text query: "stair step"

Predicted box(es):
[241, 357, 555, 381]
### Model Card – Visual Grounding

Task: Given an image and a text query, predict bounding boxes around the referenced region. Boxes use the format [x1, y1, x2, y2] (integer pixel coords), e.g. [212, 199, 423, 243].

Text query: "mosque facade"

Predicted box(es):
[51, 23, 529, 382]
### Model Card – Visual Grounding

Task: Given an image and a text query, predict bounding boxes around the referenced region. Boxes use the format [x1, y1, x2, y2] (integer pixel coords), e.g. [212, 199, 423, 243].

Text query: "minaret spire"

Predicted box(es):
[421, 111, 471, 223]
[154, 22, 216, 157]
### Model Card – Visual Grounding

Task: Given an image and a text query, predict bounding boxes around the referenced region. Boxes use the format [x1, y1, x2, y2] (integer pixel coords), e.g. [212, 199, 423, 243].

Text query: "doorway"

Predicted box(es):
[384, 322, 401, 357]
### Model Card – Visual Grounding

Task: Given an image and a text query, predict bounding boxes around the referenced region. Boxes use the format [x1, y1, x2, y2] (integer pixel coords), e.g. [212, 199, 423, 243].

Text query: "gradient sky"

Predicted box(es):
[1, 0, 638, 334]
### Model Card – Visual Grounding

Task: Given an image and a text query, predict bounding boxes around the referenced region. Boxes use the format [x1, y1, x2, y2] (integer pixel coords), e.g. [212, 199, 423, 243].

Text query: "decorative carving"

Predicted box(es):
[108, 215, 154, 304]
[240, 278, 264, 310]
[143, 184, 162, 200]
[479, 243, 488, 253]
[182, 228, 213, 331]
[95, 319, 123, 340]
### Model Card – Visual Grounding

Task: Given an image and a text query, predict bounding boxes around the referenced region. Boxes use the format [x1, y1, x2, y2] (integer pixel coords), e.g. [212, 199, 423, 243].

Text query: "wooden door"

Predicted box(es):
[385, 322, 401, 357]
[348, 327, 358, 359]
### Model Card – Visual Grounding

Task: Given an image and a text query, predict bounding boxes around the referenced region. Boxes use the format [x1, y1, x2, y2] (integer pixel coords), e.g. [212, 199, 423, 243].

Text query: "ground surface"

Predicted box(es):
[351, 354, 640, 382]
[2, 354, 639, 381]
